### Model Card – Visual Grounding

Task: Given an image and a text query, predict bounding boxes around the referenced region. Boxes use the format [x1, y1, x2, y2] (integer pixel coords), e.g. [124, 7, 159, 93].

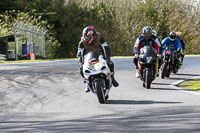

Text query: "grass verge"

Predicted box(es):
[0, 55, 200, 64]
[178, 78, 200, 92]
[0, 58, 76, 64]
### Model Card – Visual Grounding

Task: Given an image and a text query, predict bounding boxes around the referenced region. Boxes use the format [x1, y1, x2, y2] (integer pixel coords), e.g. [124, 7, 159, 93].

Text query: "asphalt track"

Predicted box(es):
[0, 55, 200, 133]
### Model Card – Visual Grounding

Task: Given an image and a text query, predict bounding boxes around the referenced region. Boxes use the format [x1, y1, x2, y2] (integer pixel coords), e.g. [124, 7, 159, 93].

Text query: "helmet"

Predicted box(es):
[169, 31, 177, 41]
[152, 30, 158, 36]
[142, 26, 152, 38]
[142, 26, 152, 34]
[176, 31, 183, 37]
[82, 26, 96, 44]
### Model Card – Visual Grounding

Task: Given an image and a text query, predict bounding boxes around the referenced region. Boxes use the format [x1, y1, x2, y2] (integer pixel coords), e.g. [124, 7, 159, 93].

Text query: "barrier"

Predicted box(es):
[30, 53, 35, 60]
[0, 54, 6, 62]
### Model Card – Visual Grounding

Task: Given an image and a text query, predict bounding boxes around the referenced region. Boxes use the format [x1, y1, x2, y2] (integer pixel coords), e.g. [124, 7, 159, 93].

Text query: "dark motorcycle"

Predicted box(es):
[137, 45, 158, 89]
[161, 49, 180, 79]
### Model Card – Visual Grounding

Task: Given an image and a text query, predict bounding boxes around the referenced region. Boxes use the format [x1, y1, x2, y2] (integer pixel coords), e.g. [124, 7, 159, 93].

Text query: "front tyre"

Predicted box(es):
[166, 65, 172, 78]
[172, 62, 179, 74]
[172, 68, 178, 74]
[145, 68, 152, 89]
[94, 80, 105, 104]
[161, 63, 168, 79]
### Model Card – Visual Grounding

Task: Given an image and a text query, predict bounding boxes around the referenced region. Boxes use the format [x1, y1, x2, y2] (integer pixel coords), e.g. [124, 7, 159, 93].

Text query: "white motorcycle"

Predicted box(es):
[83, 52, 112, 104]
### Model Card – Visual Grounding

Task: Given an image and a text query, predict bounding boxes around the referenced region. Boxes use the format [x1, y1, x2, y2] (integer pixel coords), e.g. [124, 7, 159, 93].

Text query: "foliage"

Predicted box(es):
[1, 0, 200, 58]
[0, 10, 60, 58]
[42, 1, 120, 58]
[124, 0, 200, 54]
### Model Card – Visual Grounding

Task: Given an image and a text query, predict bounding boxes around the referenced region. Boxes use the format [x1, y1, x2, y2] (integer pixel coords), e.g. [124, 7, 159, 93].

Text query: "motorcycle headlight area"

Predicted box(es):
[88, 62, 102, 71]
[146, 57, 152, 63]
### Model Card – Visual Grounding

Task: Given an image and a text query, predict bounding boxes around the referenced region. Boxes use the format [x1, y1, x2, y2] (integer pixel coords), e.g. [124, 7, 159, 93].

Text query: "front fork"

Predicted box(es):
[155, 58, 159, 75]
[87, 78, 111, 94]
[87, 82, 95, 93]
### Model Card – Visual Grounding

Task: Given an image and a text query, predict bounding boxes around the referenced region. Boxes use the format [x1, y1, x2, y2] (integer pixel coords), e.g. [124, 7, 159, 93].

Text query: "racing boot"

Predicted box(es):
[180, 61, 183, 66]
[81, 78, 90, 92]
[156, 69, 159, 77]
[135, 69, 139, 78]
[81, 78, 86, 83]
[85, 86, 90, 93]
[111, 74, 119, 87]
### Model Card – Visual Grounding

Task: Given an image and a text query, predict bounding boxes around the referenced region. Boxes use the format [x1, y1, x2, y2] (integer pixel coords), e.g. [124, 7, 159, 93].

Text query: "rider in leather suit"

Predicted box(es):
[77, 26, 119, 92]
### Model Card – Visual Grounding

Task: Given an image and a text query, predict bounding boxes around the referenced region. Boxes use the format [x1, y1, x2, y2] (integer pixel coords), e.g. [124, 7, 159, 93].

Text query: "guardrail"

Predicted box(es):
[0, 54, 6, 62]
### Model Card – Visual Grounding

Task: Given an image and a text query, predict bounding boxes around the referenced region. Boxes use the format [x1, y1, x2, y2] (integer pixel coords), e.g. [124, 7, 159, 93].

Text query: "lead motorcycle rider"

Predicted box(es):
[77, 26, 119, 92]
[133, 26, 160, 78]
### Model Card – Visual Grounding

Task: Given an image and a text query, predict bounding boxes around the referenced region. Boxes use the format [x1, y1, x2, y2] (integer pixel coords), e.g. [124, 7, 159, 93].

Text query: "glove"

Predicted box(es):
[77, 57, 83, 66]
[135, 54, 139, 59]
[177, 49, 181, 53]
[106, 59, 112, 65]
[181, 50, 185, 55]
[157, 54, 162, 59]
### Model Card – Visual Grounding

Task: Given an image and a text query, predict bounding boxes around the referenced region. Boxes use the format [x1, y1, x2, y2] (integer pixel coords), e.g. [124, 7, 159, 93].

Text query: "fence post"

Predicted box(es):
[43, 30, 48, 58]
[12, 21, 47, 60]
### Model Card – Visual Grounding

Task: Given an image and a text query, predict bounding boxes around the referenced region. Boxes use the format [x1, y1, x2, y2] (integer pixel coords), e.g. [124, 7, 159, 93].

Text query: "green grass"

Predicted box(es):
[178, 78, 200, 92]
[1, 56, 134, 64]
[0, 55, 200, 64]
[0, 58, 76, 64]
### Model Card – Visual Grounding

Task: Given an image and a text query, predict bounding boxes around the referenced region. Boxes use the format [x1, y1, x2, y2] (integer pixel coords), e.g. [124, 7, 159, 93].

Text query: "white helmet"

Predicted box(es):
[142, 26, 152, 34]
[152, 30, 158, 36]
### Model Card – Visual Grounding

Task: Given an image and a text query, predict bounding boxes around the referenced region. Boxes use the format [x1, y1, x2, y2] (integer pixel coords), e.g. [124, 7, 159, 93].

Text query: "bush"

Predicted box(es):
[1, 0, 200, 57]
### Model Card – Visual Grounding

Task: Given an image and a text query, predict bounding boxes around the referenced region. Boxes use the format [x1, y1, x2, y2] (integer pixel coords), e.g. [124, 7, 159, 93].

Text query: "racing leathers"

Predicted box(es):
[161, 37, 182, 52]
[178, 38, 185, 65]
[161, 37, 182, 66]
[134, 35, 162, 54]
[133, 35, 160, 69]
[151, 34, 163, 69]
[77, 32, 119, 87]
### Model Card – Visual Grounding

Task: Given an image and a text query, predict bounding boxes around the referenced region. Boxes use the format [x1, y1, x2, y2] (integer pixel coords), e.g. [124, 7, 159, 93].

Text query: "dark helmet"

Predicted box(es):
[82, 26, 96, 45]
[169, 31, 177, 41]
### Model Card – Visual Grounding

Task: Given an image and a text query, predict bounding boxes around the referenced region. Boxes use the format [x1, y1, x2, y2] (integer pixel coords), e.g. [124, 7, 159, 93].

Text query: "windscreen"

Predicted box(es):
[140, 45, 157, 57]
[84, 52, 99, 62]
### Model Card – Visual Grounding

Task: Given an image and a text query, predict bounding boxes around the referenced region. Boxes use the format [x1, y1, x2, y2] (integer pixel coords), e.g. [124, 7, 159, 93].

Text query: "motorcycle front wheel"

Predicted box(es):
[94, 80, 106, 104]
[172, 63, 179, 74]
[145, 68, 152, 89]
[161, 63, 168, 79]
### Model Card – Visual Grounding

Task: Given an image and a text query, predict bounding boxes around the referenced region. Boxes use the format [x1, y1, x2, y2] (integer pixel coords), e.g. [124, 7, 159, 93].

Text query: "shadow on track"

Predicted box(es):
[176, 73, 200, 77]
[106, 100, 182, 105]
[1, 106, 200, 133]
[152, 82, 171, 86]
[151, 87, 177, 91]
[169, 77, 192, 80]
